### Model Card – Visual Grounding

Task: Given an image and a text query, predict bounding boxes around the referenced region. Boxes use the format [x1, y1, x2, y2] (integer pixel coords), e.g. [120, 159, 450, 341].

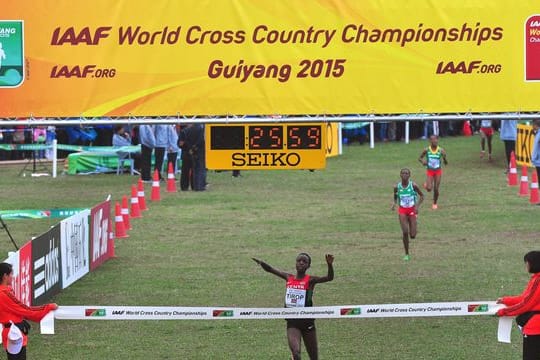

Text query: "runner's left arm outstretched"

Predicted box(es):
[309, 254, 334, 285]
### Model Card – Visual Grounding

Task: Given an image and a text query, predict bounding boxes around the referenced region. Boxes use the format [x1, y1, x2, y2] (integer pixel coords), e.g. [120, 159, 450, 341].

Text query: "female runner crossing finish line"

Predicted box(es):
[253, 253, 334, 360]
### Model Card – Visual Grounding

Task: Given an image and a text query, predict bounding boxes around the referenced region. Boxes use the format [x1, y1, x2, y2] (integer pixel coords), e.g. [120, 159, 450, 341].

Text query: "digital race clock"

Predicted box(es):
[205, 123, 326, 170]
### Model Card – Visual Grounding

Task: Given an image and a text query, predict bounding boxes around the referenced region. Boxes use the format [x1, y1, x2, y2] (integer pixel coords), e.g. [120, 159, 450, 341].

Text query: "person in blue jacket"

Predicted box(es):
[165, 125, 180, 176]
[154, 125, 168, 180]
[138, 125, 156, 182]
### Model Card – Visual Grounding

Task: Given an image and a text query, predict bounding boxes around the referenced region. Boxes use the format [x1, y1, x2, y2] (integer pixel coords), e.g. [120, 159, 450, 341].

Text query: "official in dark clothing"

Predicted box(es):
[178, 126, 194, 191]
[182, 124, 206, 191]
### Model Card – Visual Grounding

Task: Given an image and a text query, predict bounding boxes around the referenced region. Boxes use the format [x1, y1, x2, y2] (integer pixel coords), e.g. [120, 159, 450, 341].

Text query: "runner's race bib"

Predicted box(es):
[285, 288, 306, 308]
[428, 157, 440, 169]
[400, 195, 415, 208]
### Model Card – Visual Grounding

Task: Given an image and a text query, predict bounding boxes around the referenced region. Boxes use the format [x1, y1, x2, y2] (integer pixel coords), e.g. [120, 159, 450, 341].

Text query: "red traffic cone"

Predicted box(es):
[108, 217, 116, 257]
[519, 165, 529, 197]
[166, 162, 177, 193]
[462, 121, 472, 136]
[130, 185, 142, 218]
[151, 169, 161, 201]
[121, 195, 132, 230]
[508, 151, 518, 186]
[530, 171, 540, 204]
[114, 202, 128, 239]
[137, 179, 148, 211]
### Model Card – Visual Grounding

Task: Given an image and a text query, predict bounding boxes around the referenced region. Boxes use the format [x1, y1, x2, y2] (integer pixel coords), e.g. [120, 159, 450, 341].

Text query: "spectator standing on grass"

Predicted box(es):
[154, 124, 168, 180]
[0, 128, 8, 161]
[44, 126, 56, 160]
[479, 119, 494, 161]
[138, 124, 156, 182]
[499, 117, 518, 172]
[11, 126, 25, 160]
[252, 253, 334, 360]
[0, 262, 57, 360]
[379, 120, 389, 142]
[165, 125, 179, 176]
[531, 120, 540, 193]
[183, 124, 206, 191]
[178, 125, 194, 191]
[32, 127, 46, 159]
[497, 251, 540, 360]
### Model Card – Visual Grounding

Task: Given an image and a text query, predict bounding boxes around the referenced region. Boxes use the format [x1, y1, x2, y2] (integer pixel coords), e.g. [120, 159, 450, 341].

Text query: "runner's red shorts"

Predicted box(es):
[480, 127, 494, 137]
[398, 206, 417, 216]
[426, 169, 442, 177]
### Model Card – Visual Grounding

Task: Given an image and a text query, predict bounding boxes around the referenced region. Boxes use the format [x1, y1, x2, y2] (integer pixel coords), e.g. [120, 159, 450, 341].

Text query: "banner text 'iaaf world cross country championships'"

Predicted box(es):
[1, 1, 540, 117]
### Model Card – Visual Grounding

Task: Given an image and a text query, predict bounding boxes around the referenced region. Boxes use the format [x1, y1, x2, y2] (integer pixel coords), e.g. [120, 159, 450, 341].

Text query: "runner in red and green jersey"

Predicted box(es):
[252, 253, 334, 360]
[418, 135, 448, 210]
[392, 168, 424, 261]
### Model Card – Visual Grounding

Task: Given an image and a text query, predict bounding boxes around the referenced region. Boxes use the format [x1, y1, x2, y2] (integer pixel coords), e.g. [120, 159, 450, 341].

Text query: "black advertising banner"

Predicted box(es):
[32, 224, 62, 305]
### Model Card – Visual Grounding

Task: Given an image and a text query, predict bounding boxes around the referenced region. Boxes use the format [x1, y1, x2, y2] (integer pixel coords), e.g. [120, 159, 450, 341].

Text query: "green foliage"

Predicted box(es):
[0, 135, 533, 359]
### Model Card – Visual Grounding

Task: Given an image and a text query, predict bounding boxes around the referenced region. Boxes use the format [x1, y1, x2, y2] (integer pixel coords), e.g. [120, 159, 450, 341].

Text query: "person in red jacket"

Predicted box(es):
[497, 251, 540, 360]
[0, 262, 57, 360]
[253, 253, 334, 360]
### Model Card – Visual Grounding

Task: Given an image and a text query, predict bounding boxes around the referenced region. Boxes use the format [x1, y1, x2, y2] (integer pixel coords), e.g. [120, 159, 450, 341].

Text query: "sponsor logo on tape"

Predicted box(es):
[85, 308, 106, 317]
[340, 308, 361, 316]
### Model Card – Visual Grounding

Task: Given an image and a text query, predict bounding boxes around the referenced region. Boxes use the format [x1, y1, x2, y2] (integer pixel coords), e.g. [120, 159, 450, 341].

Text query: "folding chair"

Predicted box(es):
[116, 151, 134, 175]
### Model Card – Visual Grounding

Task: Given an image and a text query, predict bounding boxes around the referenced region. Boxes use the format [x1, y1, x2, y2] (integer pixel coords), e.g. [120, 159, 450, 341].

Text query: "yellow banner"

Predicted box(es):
[516, 124, 535, 167]
[1, 1, 540, 117]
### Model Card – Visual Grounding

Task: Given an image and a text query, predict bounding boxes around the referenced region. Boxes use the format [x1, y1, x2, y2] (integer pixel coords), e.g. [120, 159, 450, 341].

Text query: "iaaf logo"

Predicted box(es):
[436, 61, 502, 74]
[367, 308, 380, 313]
[239, 311, 252, 316]
[530, 21, 540, 27]
[112, 310, 125, 315]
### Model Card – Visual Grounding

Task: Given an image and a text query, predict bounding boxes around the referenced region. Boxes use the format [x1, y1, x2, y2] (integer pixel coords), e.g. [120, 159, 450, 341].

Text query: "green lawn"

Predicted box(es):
[0, 134, 536, 359]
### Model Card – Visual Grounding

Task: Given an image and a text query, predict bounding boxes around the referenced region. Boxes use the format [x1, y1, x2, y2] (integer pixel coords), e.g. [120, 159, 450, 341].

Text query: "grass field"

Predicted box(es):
[0, 134, 537, 359]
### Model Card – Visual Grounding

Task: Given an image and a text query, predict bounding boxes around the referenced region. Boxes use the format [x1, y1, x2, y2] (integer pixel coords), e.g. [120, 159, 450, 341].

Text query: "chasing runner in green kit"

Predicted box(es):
[418, 135, 448, 210]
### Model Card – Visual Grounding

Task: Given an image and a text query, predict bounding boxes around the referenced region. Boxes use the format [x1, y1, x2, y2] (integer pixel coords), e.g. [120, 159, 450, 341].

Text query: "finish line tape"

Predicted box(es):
[53, 301, 501, 321]
[39, 301, 513, 342]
